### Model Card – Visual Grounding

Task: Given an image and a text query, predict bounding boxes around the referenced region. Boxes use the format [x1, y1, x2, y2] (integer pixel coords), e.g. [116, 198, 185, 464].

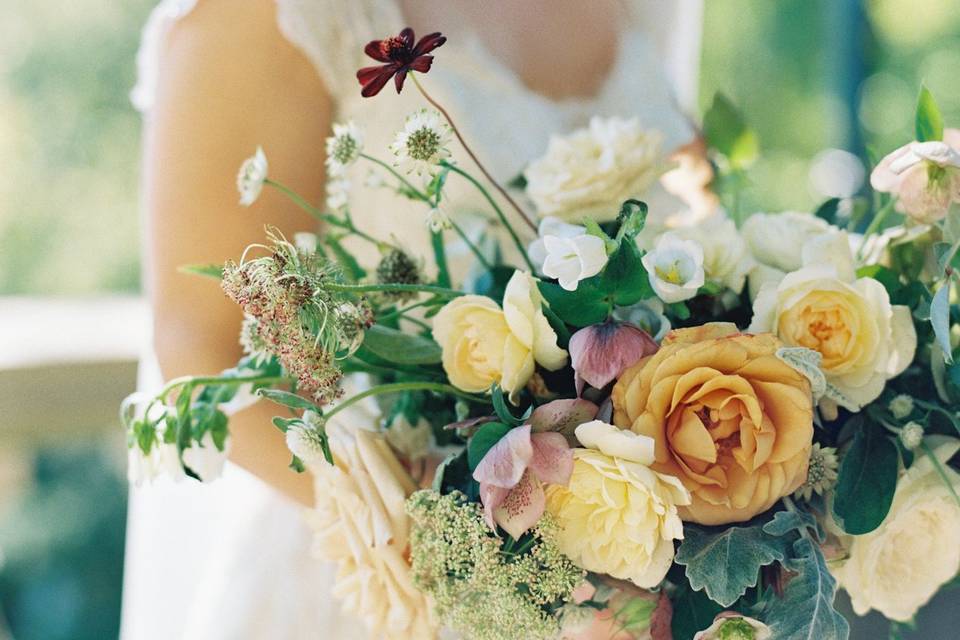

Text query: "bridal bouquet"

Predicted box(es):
[123, 28, 960, 640]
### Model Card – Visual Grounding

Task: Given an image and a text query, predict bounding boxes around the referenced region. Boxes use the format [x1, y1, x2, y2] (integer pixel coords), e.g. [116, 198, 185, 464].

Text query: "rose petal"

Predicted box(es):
[472, 424, 533, 488]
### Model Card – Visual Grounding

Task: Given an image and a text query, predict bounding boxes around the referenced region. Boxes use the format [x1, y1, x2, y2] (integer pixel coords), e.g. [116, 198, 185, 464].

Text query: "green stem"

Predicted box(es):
[861, 197, 897, 241]
[920, 440, 960, 509]
[157, 374, 290, 405]
[360, 153, 430, 202]
[327, 282, 464, 298]
[431, 229, 452, 287]
[449, 218, 494, 271]
[410, 73, 538, 233]
[376, 299, 439, 324]
[265, 178, 382, 247]
[443, 162, 536, 272]
[324, 381, 486, 422]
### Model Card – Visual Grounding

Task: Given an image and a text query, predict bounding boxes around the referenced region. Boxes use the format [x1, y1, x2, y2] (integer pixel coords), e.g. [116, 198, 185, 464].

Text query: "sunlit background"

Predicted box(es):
[1, 1, 959, 638]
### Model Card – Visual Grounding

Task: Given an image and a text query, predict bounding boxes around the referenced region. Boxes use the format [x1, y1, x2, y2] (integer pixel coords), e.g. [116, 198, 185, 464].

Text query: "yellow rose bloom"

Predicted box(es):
[433, 271, 567, 396]
[749, 232, 916, 411]
[612, 323, 814, 525]
[545, 421, 690, 588]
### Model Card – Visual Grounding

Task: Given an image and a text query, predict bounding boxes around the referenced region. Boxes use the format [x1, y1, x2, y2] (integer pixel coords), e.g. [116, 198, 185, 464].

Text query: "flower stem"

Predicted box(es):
[327, 282, 464, 298]
[410, 73, 538, 233]
[157, 374, 290, 405]
[359, 153, 431, 202]
[443, 162, 536, 272]
[449, 218, 494, 271]
[265, 178, 381, 246]
[324, 381, 486, 422]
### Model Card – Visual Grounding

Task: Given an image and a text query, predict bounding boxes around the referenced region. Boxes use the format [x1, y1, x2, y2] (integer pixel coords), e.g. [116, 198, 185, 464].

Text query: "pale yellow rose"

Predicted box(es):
[833, 439, 960, 622]
[545, 421, 690, 588]
[749, 232, 916, 410]
[309, 421, 437, 640]
[612, 323, 814, 525]
[525, 116, 664, 222]
[433, 271, 567, 396]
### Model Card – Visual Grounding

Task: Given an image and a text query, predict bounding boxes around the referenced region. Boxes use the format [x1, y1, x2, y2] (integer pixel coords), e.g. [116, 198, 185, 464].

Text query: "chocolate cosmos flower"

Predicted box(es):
[357, 28, 446, 97]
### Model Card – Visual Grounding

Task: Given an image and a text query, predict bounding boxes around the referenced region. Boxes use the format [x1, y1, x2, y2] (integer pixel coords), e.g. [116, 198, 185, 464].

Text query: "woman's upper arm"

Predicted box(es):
[145, 0, 332, 378]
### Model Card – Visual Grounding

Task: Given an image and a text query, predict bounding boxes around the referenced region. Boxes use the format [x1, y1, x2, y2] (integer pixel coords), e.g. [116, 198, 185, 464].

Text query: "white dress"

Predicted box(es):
[121, 1, 703, 639]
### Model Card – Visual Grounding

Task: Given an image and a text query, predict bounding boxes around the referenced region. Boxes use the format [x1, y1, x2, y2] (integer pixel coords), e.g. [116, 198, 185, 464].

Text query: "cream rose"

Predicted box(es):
[544, 421, 690, 588]
[525, 116, 663, 222]
[749, 232, 916, 410]
[742, 212, 833, 273]
[833, 439, 960, 622]
[309, 421, 437, 640]
[432, 271, 567, 396]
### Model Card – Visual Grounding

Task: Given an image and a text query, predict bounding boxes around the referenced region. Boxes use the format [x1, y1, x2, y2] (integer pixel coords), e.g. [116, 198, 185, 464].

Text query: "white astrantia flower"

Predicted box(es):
[237, 146, 268, 206]
[285, 411, 329, 466]
[889, 394, 915, 420]
[900, 421, 924, 451]
[794, 442, 839, 501]
[390, 109, 451, 175]
[668, 213, 754, 295]
[425, 206, 451, 232]
[326, 176, 351, 211]
[182, 431, 230, 483]
[325, 120, 364, 176]
[528, 216, 609, 291]
[641, 233, 705, 303]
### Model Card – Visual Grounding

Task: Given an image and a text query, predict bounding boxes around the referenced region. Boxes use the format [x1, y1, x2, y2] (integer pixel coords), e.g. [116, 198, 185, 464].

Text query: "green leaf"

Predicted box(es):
[675, 524, 786, 607]
[538, 281, 610, 327]
[614, 199, 648, 241]
[763, 509, 822, 540]
[856, 264, 901, 297]
[764, 537, 849, 640]
[670, 586, 724, 640]
[666, 301, 691, 320]
[467, 422, 512, 471]
[178, 263, 224, 279]
[915, 85, 944, 142]
[271, 416, 301, 433]
[703, 93, 759, 169]
[813, 198, 841, 225]
[831, 421, 899, 534]
[289, 455, 306, 473]
[931, 284, 954, 365]
[599, 241, 654, 305]
[361, 324, 442, 365]
[256, 388, 319, 411]
[491, 385, 525, 426]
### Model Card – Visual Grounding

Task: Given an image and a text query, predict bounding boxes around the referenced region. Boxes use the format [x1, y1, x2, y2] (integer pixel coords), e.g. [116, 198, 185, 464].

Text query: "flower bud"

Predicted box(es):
[888, 394, 914, 420]
[900, 421, 924, 451]
[376, 247, 422, 301]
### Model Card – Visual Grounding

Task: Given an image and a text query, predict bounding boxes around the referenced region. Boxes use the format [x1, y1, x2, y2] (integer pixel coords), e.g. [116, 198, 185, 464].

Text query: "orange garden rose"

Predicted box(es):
[612, 323, 813, 525]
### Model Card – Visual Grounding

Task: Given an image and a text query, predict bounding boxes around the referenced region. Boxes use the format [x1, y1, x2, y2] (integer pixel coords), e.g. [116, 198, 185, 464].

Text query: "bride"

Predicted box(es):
[121, 0, 703, 638]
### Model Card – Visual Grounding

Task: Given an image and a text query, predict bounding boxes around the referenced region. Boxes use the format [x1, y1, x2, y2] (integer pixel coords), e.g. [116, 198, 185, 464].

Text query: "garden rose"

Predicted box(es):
[433, 271, 566, 397]
[749, 232, 916, 411]
[833, 439, 960, 622]
[612, 323, 813, 525]
[525, 116, 663, 222]
[741, 212, 833, 274]
[545, 421, 690, 588]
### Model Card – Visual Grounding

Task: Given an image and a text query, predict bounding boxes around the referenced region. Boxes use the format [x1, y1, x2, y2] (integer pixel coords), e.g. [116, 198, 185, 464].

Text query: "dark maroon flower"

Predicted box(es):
[357, 28, 446, 97]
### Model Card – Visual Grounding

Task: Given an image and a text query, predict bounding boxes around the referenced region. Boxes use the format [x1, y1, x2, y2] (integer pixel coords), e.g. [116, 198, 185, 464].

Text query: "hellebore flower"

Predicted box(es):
[357, 28, 446, 97]
[569, 322, 659, 394]
[472, 424, 573, 539]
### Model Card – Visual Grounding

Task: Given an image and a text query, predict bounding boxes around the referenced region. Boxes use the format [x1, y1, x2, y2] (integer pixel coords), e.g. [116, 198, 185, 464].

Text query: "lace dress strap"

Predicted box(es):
[131, 0, 403, 113]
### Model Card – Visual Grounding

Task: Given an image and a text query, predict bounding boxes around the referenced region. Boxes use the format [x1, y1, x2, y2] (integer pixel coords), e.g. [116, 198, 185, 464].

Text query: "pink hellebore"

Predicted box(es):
[870, 128, 960, 224]
[472, 425, 573, 539]
[569, 322, 659, 395]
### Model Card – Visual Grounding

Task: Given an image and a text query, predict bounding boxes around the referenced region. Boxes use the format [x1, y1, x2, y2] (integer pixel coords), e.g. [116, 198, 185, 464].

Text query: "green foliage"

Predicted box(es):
[490, 385, 527, 426]
[703, 93, 759, 169]
[325, 235, 366, 281]
[670, 584, 724, 640]
[538, 280, 611, 327]
[361, 324, 442, 365]
[930, 284, 954, 365]
[467, 422, 512, 471]
[915, 85, 944, 142]
[832, 419, 899, 535]
[599, 240, 654, 305]
[178, 263, 225, 279]
[256, 388, 319, 411]
[675, 524, 786, 607]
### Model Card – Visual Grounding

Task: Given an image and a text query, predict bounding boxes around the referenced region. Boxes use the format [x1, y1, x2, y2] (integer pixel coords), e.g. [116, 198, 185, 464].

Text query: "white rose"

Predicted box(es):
[641, 233, 705, 303]
[528, 217, 609, 291]
[669, 213, 754, 294]
[525, 116, 663, 222]
[834, 439, 960, 622]
[749, 232, 916, 409]
[742, 211, 833, 273]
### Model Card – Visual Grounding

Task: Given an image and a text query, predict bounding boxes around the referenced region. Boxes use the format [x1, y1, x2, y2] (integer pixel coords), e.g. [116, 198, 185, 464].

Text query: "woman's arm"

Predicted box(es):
[145, 0, 332, 505]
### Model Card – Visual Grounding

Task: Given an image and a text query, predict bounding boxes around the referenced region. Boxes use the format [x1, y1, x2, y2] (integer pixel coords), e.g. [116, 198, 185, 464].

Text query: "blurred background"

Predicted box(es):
[1, 1, 958, 638]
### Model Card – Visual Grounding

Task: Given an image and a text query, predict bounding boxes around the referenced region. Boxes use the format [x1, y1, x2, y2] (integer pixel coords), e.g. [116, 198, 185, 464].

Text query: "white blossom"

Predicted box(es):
[325, 120, 364, 176]
[425, 206, 451, 232]
[641, 233, 705, 303]
[390, 109, 451, 175]
[285, 411, 329, 466]
[236, 146, 268, 206]
[181, 432, 230, 482]
[528, 217, 608, 291]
